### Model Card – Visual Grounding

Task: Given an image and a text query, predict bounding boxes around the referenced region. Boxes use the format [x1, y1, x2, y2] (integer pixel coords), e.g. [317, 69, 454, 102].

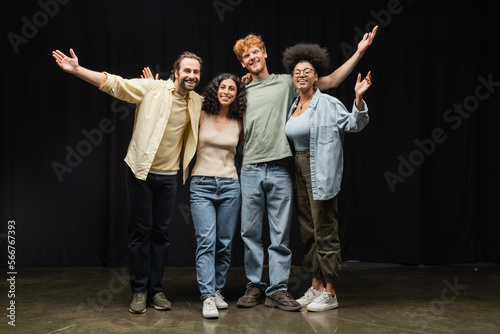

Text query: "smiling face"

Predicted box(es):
[174, 58, 201, 95]
[240, 46, 268, 75]
[293, 61, 318, 92]
[218, 78, 237, 107]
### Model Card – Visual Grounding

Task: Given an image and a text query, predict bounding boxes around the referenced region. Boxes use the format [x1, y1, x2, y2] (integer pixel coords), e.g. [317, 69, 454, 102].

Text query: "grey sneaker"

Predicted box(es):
[237, 284, 263, 308]
[265, 290, 301, 311]
[149, 291, 171, 310]
[129, 292, 147, 314]
[214, 290, 228, 309]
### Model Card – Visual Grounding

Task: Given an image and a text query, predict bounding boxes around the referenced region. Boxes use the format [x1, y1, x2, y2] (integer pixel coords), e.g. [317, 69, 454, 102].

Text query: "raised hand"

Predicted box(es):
[355, 71, 372, 98]
[52, 48, 79, 74]
[357, 26, 378, 56]
[141, 67, 158, 80]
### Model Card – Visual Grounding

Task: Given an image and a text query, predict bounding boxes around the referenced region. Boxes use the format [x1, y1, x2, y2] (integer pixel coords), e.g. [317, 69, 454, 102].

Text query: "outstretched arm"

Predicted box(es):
[317, 26, 377, 90]
[52, 48, 107, 87]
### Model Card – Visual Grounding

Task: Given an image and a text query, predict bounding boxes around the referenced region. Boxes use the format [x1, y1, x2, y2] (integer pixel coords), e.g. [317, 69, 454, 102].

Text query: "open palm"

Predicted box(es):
[357, 26, 378, 56]
[52, 48, 79, 74]
[355, 71, 372, 97]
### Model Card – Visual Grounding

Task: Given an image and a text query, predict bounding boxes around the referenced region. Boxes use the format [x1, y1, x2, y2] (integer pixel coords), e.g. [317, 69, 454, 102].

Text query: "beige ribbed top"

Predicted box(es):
[191, 114, 240, 178]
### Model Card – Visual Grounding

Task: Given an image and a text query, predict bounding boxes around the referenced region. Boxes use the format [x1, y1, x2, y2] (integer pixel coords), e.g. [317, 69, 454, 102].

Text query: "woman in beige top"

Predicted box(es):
[190, 73, 246, 318]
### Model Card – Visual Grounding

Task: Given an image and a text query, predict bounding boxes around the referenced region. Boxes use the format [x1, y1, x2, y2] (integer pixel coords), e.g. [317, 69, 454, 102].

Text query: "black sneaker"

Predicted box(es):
[237, 284, 263, 308]
[265, 290, 302, 311]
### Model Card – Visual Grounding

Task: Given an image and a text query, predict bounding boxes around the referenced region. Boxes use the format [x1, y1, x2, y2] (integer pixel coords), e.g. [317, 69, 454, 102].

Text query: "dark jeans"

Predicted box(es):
[294, 151, 341, 284]
[126, 166, 177, 293]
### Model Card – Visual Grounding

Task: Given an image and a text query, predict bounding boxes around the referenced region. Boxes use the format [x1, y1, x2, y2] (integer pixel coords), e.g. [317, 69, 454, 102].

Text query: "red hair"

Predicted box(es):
[233, 34, 266, 62]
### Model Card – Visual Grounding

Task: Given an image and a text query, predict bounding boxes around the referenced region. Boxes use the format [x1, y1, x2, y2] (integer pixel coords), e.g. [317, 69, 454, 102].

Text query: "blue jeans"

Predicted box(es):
[126, 166, 177, 293]
[190, 176, 241, 300]
[240, 161, 293, 296]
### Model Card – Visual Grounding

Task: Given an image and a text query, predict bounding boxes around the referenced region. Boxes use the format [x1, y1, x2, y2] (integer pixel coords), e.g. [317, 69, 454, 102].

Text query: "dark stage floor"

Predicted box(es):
[1, 263, 499, 333]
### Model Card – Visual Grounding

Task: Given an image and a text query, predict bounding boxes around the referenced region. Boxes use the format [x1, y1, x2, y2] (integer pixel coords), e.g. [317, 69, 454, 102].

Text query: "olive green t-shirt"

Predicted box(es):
[243, 74, 298, 165]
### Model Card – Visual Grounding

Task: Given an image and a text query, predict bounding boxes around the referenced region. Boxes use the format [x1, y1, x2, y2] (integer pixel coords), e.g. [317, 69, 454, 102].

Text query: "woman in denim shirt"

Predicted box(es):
[283, 43, 372, 311]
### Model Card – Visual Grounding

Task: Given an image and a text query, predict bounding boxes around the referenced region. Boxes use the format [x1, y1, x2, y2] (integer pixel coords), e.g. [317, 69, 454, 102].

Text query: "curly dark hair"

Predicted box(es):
[202, 73, 247, 119]
[282, 43, 330, 76]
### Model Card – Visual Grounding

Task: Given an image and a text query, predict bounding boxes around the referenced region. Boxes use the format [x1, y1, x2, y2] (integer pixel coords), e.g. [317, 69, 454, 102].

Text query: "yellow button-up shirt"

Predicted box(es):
[99, 73, 203, 183]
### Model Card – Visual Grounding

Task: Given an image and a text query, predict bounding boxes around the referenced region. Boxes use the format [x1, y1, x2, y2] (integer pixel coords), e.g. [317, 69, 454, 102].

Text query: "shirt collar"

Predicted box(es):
[308, 88, 321, 108]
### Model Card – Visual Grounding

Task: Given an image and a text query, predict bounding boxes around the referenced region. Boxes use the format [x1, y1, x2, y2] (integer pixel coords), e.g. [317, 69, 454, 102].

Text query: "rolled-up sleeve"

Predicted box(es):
[332, 99, 369, 132]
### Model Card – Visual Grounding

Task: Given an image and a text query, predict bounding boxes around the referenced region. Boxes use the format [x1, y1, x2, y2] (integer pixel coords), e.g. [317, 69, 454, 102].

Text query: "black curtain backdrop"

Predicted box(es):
[1, 0, 499, 268]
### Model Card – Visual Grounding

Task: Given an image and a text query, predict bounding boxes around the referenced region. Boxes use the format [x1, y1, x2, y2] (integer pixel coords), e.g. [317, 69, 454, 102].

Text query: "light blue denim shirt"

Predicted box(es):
[287, 89, 369, 200]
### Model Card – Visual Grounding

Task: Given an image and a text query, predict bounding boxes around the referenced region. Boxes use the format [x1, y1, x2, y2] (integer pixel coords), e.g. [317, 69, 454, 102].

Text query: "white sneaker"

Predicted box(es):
[306, 292, 338, 312]
[202, 297, 219, 318]
[296, 287, 324, 306]
[214, 290, 228, 309]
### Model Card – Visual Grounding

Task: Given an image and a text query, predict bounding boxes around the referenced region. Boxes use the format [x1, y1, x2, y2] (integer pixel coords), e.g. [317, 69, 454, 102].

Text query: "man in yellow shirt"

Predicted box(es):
[52, 48, 204, 314]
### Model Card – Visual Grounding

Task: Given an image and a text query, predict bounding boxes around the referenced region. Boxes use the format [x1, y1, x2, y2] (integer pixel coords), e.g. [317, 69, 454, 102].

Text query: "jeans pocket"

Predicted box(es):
[242, 164, 256, 172]
[191, 176, 204, 185]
